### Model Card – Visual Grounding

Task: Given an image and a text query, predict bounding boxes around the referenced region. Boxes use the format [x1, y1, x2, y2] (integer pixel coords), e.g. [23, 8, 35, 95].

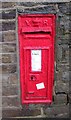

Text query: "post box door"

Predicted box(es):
[24, 48, 51, 100]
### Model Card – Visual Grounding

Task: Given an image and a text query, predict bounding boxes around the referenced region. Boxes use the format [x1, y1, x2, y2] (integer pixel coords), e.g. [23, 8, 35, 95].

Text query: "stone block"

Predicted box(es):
[2, 54, 17, 63]
[0, 54, 2, 64]
[61, 45, 69, 63]
[62, 71, 69, 82]
[0, 2, 2, 8]
[2, 108, 21, 118]
[2, 96, 20, 107]
[56, 64, 69, 82]
[21, 107, 41, 116]
[0, 65, 2, 74]
[2, 107, 41, 118]
[55, 80, 69, 94]
[59, 16, 69, 32]
[18, 104, 41, 117]
[2, 43, 16, 53]
[2, 2, 16, 8]
[56, 44, 62, 64]
[17, 2, 38, 7]
[56, 44, 69, 68]
[2, 31, 16, 42]
[2, 9, 16, 19]
[0, 33, 2, 42]
[0, 21, 16, 31]
[57, 37, 69, 45]
[54, 94, 67, 104]
[2, 85, 18, 96]
[44, 105, 69, 118]
[0, 86, 2, 97]
[68, 94, 71, 104]
[2, 73, 18, 85]
[0, 108, 2, 118]
[2, 64, 17, 74]
[0, 44, 2, 53]
[0, 11, 2, 19]
[58, 3, 70, 14]
[18, 4, 56, 14]
[55, 70, 62, 81]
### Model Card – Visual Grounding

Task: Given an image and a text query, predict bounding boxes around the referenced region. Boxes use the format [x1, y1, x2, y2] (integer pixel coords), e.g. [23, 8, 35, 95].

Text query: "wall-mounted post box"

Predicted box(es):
[18, 14, 55, 104]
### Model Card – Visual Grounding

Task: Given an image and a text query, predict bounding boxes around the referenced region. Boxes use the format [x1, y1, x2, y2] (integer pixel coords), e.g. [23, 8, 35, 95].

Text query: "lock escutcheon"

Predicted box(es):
[30, 75, 36, 81]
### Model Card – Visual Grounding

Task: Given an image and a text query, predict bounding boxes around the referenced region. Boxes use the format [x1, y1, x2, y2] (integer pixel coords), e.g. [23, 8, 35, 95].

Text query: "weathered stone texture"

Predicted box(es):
[55, 80, 69, 93]
[18, 4, 56, 14]
[1, 21, 16, 31]
[54, 94, 67, 104]
[2, 85, 18, 96]
[2, 10, 16, 19]
[2, 104, 41, 117]
[58, 3, 70, 14]
[0, 65, 2, 74]
[2, 31, 16, 42]
[0, 32, 2, 42]
[2, 96, 20, 107]
[44, 105, 69, 118]
[0, 54, 2, 64]
[2, 64, 17, 74]
[2, 73, 18, 85]
[2, 54, 17, 63]
[56, 38, 69, 66]
[2, 109, 22, 118]
[2, 2, 16, 8]
[2, 43, 16, 53]
[0, 44, 2, 53]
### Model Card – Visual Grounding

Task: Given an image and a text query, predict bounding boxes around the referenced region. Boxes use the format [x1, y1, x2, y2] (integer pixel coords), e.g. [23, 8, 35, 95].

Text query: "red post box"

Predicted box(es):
[18, 14, 55, 104]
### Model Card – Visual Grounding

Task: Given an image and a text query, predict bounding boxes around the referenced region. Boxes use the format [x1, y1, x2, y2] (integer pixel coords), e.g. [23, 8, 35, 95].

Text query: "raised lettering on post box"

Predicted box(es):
[18, 14, 55, 104]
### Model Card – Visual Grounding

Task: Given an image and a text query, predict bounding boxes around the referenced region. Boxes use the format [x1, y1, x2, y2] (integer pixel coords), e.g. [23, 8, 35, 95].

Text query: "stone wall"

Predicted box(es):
[1, 1, 70, 119]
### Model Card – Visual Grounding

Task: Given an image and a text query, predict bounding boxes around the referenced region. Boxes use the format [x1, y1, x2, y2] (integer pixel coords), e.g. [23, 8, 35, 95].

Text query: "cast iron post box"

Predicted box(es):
[18, 14, 55, 104]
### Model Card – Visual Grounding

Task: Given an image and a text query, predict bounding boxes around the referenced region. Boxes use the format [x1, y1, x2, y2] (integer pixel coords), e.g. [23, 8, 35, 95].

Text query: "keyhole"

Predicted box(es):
[31, 76, 34, 80]
[31, 75, 36, 81]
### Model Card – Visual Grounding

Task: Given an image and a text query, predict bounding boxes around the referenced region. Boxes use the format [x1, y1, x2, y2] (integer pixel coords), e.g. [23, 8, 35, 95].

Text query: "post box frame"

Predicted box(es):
[18, 14, 55, 104]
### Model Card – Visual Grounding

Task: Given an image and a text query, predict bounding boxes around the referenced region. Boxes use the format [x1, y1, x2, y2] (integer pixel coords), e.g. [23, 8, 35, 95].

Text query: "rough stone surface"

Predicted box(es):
[2, 10, 16, 19]
[2, 109, 22, 118]
[0, 44, 2, 53]
[44, 105, 69, 118]
[2, 85, 18, 96]
[58, 3, 70, 14]
[1, 21, 16, 31]
[2, 106, 41, 117]
[2, 2, 16, 8]
[2, 31, 16, 42]
[2, 96, 20, 107]
[2, 73, 18, 85]
[2, 64, 17, 74]
[0, 65, 2, 74]
[55, 80, 69, 93]
[2, 43, 16, 53]
[54, 94, 67, 104]
[0, 54, 2, 64]
[2, 54, 17, 63]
